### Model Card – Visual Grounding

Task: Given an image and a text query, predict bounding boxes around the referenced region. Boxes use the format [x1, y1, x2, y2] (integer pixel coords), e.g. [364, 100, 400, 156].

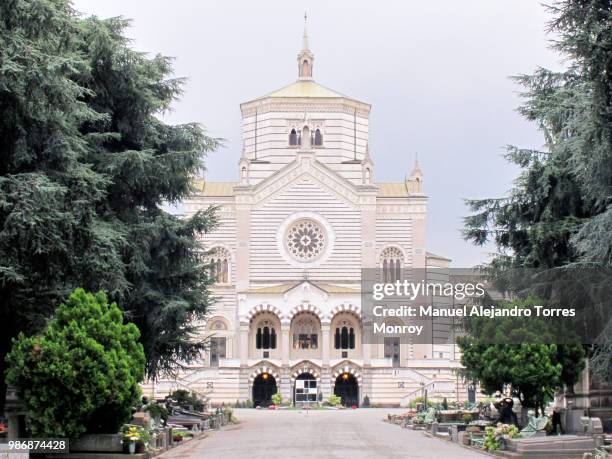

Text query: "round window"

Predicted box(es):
[285, 219, 326, 262]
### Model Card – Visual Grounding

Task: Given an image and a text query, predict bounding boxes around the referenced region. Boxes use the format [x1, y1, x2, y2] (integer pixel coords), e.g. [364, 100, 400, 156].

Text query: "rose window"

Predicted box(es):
[286, 219, 326, 261]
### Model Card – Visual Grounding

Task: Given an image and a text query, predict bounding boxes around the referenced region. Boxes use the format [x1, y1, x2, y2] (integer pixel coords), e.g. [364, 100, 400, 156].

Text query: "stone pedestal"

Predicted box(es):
[131, 412, 151, 427]
[4, 387, 26, 441]
[70, 434, 123, 453]
[504, 435, 596, 458]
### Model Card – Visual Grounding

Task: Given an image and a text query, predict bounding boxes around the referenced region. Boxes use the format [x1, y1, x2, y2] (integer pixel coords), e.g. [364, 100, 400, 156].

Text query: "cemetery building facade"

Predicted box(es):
[142, 23, 473, 407]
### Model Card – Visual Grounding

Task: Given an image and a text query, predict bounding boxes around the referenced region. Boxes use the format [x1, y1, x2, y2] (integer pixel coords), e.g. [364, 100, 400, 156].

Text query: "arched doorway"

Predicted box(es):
[252, 373, 277, 407]
[334, 373, 359, 407]
[294, 373, 318, 406]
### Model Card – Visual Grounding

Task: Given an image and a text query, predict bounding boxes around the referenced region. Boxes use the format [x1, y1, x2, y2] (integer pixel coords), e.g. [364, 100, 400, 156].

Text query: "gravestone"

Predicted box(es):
[579, 417, 603, 435]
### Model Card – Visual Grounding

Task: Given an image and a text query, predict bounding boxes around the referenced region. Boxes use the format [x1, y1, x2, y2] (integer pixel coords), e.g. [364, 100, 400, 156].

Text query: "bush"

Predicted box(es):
[328, 394, 342, 407]
[362, 395, 371, 407]
[484, 424, 520, 451]
[6, 289, 145, 438]
[271, 393, 282, 406]
[122, 424, 150, 447]
[408, 396, 435, 409]
[166, 390, 205, 412]
[441, 397, 449, 410]
[225, 408, 239, 424]
[245, 399, 254, 408]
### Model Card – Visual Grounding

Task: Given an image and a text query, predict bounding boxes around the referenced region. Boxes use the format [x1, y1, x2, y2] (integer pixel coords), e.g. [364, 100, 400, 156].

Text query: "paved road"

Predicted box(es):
[159, 408, 488, 459]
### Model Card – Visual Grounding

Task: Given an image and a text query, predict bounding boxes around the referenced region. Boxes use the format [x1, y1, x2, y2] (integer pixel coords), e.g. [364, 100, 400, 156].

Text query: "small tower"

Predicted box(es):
[297, 13, 314, 80]
[406, 157, 423, 194]
[238, 156, 250, 185]
[362, 143, 374, 184]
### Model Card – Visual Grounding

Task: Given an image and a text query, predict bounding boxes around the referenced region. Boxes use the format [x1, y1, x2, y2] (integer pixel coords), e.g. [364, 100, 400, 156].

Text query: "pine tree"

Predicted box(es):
[75, 16, 219, 378]
[0, 0, 120, 412]
[0, 1, 218, 410]
[463, 0, 611, 380]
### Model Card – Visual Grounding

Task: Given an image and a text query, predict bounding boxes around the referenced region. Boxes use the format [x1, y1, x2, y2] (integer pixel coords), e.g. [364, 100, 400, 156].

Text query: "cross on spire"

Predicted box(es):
[302, 11, 310, 51]
[297, 12, 314, 79]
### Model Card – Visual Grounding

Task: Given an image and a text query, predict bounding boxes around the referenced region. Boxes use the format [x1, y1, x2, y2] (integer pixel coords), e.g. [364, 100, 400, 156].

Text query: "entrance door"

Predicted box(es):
[384, 337, 400, 367]
[294, 373, 317, 405]
[252, 373, 277, 407]
[334, 373, 359, 407]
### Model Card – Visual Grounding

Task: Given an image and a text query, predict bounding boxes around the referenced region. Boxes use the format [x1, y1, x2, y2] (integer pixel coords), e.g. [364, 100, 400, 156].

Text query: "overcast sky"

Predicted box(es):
[72, 0, 563, 267]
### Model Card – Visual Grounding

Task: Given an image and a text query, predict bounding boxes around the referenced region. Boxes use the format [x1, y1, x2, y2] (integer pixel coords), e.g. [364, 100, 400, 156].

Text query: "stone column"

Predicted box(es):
[281, 322, 290, 365]
[234, 192, 252, 292]
[362, 320, 371, 365]
[280, 368, 292, 404]
[321, 323, 330, 366]
[239, 323, 249, 366]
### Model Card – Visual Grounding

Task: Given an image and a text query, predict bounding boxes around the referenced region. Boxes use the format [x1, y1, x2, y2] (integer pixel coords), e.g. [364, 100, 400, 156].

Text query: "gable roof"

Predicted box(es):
[248, 281, 360, 295]
[377, 183, 410, 197]
[192, 180, 236, 196]
[191, 181, 418, 198]
[261, 80, 348, 99]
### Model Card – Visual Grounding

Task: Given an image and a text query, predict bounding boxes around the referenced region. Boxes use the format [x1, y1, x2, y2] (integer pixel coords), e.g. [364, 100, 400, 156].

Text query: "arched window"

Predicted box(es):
[222, 259, 228, 283]
[292, 315, 318, 350]
[302, 60, 310, 77]
[271, 328, 277, 349]
[365, 167, 371, 184]
[241, 166, 247, 182]
[341, 326, 349, 349]
[314, 128, 323, 146]
[302, 126, 311, 148]
[257, 325, 276, 350]
[207, 247, 231, 284]
[334, 325, 355, 350]
[380, 246, 404, 283]
[289, 129, 298, 146]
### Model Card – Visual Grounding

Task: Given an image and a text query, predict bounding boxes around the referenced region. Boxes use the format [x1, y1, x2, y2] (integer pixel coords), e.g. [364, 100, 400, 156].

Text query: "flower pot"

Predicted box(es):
[128, 442, 136, 454]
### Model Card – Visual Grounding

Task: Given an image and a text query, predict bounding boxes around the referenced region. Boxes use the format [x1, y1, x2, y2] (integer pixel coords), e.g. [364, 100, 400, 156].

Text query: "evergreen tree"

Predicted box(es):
[463, 0, 611, 379]
[0, 0, 218, 409]
[75, 16, 219, 378]
[0, 0, 118, 412]
[6, 289, 145, 438]
[458, 297, 586, 415]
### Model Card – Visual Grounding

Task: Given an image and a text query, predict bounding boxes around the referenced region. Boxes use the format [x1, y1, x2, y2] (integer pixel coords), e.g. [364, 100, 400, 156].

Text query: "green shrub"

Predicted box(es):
[408, 396, 435, 409]
[166, 390, 205, 412]
[225, 408, 239, 424]
[328, 394, 342, 406]
[483, 424, 520, 451]
[122, 424, 150, 446]
[245, 399, 253, 408]
[362, 395, 370, 407]
[6, 289, 145, 438]
[271, 393, 282, 406]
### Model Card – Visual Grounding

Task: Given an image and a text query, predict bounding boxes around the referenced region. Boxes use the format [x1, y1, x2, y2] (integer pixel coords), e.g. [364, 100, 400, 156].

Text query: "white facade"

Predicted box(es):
[143, 22, 472, 407]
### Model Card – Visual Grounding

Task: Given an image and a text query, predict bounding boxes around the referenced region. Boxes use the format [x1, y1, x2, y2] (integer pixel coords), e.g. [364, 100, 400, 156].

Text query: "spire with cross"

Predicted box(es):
[297, 12, 314, 79]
